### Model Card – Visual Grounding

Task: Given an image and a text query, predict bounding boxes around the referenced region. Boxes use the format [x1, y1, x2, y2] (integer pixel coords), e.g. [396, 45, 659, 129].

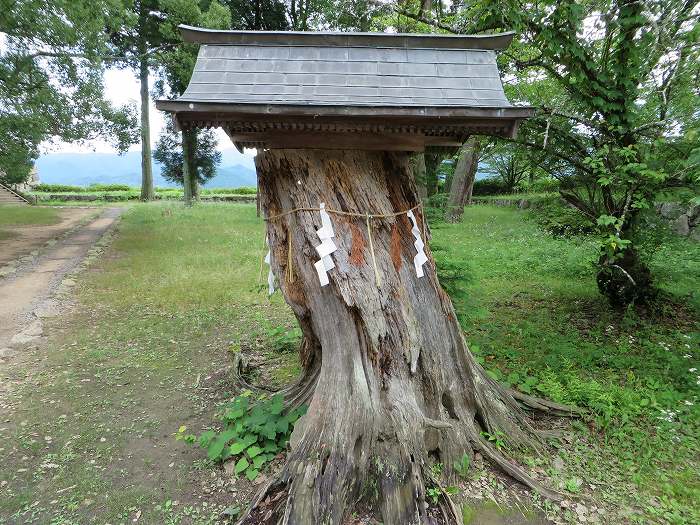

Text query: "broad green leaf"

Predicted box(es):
[245, 468, 259, 481]
[269, 395, 284, 415]
[253, 455, 268, 469]
[242, 434, 257, 447]
[234, 457, 249, 474]
[262, 421, 277, 439]
[247, 445, 263, 458]
[207, 429, 237, 460]
[276, 418, 289, 434]
[229, 440, 248, 455]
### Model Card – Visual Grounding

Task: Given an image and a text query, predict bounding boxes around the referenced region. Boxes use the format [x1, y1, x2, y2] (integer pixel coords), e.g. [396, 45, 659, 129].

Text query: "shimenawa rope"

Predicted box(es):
[263, 203, 426, 288]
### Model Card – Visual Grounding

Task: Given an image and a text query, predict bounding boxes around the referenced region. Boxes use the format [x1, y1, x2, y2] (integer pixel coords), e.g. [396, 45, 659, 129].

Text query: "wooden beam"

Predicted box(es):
[227, 131, 463, 151]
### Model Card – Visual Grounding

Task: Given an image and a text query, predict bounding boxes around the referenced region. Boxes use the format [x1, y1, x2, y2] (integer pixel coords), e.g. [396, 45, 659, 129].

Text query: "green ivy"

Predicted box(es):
[177, 392, 307, 481]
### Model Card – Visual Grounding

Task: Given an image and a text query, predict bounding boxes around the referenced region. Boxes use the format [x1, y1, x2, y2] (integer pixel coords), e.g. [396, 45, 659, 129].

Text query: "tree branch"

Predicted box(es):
[395, 9, 458, 33]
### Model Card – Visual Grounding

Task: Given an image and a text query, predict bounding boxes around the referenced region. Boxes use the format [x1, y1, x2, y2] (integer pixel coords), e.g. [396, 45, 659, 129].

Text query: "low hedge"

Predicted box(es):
[33, 185, 258, 195]
[32, 192, 256, 203]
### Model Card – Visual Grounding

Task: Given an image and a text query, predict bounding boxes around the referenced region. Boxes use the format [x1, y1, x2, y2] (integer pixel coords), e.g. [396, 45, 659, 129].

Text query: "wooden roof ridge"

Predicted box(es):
[179, 25, 515, 50]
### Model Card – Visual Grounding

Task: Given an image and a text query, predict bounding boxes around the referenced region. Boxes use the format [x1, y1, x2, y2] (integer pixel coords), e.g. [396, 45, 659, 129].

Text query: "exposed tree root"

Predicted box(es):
[508, 388, 582, 417]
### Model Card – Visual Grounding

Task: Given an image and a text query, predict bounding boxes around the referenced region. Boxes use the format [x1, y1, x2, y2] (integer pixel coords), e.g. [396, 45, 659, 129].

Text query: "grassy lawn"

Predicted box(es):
[0, 206, 62, 240]
[433, 206, 699, 524]
[0, 203, 697, 524]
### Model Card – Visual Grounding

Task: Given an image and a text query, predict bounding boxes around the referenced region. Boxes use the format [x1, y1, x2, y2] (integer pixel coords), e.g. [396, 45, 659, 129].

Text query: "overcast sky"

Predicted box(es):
[44, 67, 254, 163]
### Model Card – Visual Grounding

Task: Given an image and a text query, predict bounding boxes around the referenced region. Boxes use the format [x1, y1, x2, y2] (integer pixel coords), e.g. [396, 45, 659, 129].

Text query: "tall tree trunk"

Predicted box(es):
[412, 153, 427, 199]
[424, 152, 441, 197]
[445, 138, 481, 223]
[464, 147, 480, 206]
[240, 148, 569, 525]
[185, 130, 199, 201]
[190, 177, 199, 200]
[139, 57, 154, 201]
[182, 130, 194, 206]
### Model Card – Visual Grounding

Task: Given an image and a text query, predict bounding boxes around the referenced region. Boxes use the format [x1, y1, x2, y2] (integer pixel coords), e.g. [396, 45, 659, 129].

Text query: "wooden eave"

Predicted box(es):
[156, 101, 533, 152]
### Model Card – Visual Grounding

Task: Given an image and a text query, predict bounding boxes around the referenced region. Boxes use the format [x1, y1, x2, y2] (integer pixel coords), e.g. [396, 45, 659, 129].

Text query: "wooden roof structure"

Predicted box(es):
[156, 25, 532, 151]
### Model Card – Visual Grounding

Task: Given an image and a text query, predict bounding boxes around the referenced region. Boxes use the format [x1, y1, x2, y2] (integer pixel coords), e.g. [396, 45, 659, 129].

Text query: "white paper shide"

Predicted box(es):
[406, 210, 428, 278]
[314, 202, 337, 286]
[264, 235, 275, 295]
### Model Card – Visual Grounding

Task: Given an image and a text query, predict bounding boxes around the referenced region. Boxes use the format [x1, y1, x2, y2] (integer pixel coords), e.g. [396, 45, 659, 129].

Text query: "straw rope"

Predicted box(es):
[262, 202, 427, 289]
[265, 203, 423, 222]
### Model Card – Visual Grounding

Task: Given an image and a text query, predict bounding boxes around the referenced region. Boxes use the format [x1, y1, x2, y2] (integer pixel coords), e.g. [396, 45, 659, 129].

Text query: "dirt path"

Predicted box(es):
[0, 207, 123, 355]
[0, 207, 96, 267]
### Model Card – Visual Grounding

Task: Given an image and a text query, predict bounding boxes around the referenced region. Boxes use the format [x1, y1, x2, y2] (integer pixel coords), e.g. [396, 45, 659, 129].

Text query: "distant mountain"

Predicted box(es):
[36, 150, 257, 188]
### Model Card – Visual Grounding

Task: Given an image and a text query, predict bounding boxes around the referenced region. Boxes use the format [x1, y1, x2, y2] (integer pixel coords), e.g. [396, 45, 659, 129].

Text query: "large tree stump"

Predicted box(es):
[244, 149, 567, 525]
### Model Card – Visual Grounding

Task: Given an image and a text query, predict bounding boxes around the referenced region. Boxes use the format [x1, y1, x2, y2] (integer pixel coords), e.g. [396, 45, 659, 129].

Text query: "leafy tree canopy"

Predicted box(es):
[0, 0, 137, 184]
[153, 120, 221, 186]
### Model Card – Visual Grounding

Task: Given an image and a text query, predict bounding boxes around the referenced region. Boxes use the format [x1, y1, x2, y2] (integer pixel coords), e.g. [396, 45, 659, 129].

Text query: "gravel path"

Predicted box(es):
[0, 207, 123, 356]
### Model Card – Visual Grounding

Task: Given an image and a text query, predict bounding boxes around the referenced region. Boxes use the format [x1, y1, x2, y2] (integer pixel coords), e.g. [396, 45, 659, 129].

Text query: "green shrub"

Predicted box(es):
[33, 183, 85, 193]
[518, 177, 560, 194]
[266, 323, 302, 353]
[472, 178, 508, 196]
[422, 193, 449, 224]
[202, 187, 257, 195]
[177, 393, 306, 481]
[88, 183, 133, 191]
[528, 198, 595, 236]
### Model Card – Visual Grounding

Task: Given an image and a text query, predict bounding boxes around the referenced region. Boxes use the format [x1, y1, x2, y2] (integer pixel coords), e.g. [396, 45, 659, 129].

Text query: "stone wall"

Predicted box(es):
[472, 197, 699, 241]
[656, 202, 700, 241]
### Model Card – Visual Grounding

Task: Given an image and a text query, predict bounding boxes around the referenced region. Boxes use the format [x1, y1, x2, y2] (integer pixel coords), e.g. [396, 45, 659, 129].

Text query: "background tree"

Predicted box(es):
[481, 142, 531, 194]
[224, 0, 290, 29]
[154, 0, 230, 205]
[445, 137, 482, 221]
[153, 121, 221, 193]
[107, 0, 179, 201]
[0, 0, 136, 185]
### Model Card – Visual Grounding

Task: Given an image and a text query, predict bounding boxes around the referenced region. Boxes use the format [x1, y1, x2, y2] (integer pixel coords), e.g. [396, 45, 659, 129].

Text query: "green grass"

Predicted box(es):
[0, 205, 61, 227]
[433, 206, 699, 524]
[0, 203, 293, 524]
[0, 203, 697, 524]
[0, 205, 62, 240]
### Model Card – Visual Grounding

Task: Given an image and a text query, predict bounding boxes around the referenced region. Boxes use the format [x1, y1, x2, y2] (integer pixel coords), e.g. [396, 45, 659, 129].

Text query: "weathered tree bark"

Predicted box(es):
[243, 149, 570, 525]
[445, 138, 481, 223]
[139, 56, 154, 201]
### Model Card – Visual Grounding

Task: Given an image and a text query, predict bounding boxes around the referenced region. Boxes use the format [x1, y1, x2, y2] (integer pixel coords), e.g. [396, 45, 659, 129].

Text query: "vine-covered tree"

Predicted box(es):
[401, 0, 700, 307]
[0, 0, 136, 185]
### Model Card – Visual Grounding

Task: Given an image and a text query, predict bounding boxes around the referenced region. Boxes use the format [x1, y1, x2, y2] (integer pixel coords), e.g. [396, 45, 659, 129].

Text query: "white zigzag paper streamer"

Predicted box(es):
[406, 210, 428, 278]
[264, 236, 275, 295]
[313, 203, 337, 286]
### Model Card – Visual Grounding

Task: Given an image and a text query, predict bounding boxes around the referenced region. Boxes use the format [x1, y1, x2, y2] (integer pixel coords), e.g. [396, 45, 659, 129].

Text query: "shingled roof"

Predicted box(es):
[156, 26, 532, 151]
